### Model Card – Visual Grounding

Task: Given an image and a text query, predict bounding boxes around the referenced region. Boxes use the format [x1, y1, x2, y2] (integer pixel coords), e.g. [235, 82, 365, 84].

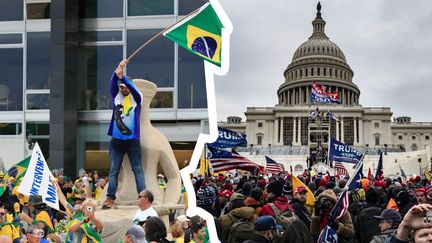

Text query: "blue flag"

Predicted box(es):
[347, 161, 364, 191]
[375, 152, 384, 180]
[328, 138, 364, 164]
[210, 127, 247, 148]
[317, 225, 338, 243]
[207, 145, 232, 159]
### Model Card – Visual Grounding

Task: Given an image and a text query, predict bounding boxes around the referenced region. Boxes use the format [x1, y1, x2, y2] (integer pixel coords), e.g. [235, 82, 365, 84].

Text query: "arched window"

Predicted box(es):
[411, 144, 418, 151]
[300, 69, 303, 78]
[329, 68, 332, 77]
[257, 133, 264, 145]
[374, 133, 380, 146]
[311, 68, 314, 76]
[323, 68, 326, 76]
[305, 68, 308, 77]
[317, 67, 320, 76]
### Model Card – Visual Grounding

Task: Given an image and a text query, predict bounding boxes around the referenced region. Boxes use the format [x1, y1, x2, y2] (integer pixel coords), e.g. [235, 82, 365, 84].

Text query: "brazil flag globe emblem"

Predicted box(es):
[186, 25, 221, 64]
[163, 2, 223, 66]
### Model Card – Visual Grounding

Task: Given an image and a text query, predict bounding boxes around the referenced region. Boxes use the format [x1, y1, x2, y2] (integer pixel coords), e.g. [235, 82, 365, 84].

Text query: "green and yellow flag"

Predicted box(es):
[0, 156, 30, 197]
[163, 3, 223, 66]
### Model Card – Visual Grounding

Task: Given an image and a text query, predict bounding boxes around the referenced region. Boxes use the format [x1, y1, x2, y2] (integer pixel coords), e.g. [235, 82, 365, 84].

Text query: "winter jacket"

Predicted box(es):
[357, 204, 383, 243]
[244, 197, 262, 216]
[310, 190, 355, 240]
[370, 228, 396, 243]
[218, 206, 258, 242]
[244, 234, 272, 243]
[290, 198, 312, 228]
[260, 196, 293, 217]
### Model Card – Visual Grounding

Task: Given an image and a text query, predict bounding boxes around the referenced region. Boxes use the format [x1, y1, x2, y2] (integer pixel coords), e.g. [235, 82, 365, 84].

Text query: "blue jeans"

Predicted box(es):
[107, 138, 146, 200]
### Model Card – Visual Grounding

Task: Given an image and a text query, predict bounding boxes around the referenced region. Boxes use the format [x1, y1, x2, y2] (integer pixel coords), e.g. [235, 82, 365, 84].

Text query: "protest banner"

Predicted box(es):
[18, 143, 59, 210]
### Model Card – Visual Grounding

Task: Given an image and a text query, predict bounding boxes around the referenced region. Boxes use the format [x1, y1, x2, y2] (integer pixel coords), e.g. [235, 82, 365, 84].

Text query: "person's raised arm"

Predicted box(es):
[395, 204, 432, 241]
[110, 59, 128, 98]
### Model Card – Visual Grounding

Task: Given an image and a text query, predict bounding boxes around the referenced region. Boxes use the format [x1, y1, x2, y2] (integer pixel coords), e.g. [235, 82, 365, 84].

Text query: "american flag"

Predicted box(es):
[265, 156, 284, 174]
[207, 145, 259, 173]
[334, 161, 348, 175]
[329, 189, 349, 221]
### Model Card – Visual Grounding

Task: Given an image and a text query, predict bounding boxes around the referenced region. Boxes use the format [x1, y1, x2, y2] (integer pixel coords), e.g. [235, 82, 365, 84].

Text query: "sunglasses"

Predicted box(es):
[32, 229, 44, 238]
[137, 195, 147, 199]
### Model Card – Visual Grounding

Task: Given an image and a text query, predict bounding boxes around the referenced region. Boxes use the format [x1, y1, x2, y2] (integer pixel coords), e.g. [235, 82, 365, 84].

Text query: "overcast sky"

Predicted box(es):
[214, 0, 432, 123]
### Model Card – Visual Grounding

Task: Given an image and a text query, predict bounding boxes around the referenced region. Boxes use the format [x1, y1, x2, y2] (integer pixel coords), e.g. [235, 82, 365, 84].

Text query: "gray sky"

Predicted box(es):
[214, 0, 432, 122]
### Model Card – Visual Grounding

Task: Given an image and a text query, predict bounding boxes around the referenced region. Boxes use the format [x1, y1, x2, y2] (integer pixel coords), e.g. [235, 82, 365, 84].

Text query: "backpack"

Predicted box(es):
[269, 203, 298, 229]
[226, 214, 255, 243]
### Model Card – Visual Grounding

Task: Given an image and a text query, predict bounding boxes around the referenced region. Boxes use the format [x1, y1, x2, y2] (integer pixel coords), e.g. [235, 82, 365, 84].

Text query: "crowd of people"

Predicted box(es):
[192, 170, 432, 243]
[0, 169, 211, 243]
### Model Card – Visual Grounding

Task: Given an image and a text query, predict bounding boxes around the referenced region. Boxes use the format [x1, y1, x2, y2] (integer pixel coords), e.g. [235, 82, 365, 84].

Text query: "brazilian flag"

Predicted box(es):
[0, 156, 30, 197]
[163, 3, 223, 66]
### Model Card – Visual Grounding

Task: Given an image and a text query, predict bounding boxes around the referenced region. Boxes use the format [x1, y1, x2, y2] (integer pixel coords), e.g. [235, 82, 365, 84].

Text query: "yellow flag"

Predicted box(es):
[292, 175, 316, 214]
[199, 159, 209, 176]
[425, 171, 432, 181]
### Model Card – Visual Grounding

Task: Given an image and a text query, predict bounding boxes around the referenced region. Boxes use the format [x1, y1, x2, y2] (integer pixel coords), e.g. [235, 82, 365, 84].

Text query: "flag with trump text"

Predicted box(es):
[311, 81, 340, 104]
[209, 127, 247, 148]
[18, 143, 59, 210]
[292, 175, 316, 214]
[207, 145, 259, 173]
[0, 156, 30, 197]
[328, 138, 364, 164]
[163, 2, 223, 66]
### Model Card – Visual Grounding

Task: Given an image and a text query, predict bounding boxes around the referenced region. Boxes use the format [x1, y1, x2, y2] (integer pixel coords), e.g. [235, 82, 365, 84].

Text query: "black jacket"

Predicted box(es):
[290, 198, 311, 228]
[243, 234, 273, 243]
[357, 204, 383, 243]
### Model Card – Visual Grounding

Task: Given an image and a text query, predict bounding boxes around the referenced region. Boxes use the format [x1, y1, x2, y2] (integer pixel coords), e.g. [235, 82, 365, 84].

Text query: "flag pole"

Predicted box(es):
[126, 5, 203, 62]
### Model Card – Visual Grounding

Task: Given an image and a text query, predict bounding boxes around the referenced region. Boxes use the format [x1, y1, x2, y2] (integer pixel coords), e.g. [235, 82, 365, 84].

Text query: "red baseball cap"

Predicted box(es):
[218, 190, 233, 199]
[295, 186, 307, 193]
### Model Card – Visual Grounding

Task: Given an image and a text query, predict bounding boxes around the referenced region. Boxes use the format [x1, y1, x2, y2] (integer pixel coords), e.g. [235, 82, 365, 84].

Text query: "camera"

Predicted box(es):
[426, 210, 432, 224]
[316, 199, 332, 211]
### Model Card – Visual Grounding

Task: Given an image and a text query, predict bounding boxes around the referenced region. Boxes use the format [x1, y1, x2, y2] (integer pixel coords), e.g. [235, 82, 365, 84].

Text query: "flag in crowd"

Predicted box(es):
[0, 156, 30, 197]
[375, 152, 384, 180]
[399, 164, 407, 179]
[209, 127, 247, 148]
[317, 225, 338, 243]
[328, 138, 364, 164]
[334, 161, 348, 176]
[18, 143, 59, 210]
[207, 145, 259, 173]
[163, 2, 223, 67]
[347, 160, 364, 191]
[367, 168, 373, 181]
[292, 173, 316, 213]
[328, 189, 349, 221]
[265, 156, 284, 174]
[311, 81, 341, 104]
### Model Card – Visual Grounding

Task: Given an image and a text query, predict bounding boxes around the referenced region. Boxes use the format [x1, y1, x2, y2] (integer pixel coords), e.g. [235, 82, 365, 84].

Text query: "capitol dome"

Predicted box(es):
[277, 3, 360, 107]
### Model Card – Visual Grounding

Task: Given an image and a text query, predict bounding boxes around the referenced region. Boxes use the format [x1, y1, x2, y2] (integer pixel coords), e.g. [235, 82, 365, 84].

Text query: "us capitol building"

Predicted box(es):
[220, 4, 432, 176]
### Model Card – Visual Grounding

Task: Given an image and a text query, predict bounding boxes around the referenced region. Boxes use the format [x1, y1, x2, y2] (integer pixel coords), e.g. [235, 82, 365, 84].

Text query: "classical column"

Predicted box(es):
[342, 89, 345, 105]
[298, 117, 302, 144]
[354, 117, 358, 145]
[341, 117, 345, 143]
[293, 117, 297, 145]
[359, 118, 364, 145]
[306, 85, 310, 104]
[336, 118, 339, 141]
[299, 87, 303, 104]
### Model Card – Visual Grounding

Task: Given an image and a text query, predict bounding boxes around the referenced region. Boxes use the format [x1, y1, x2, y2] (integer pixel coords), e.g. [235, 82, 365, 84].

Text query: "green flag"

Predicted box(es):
[0, 156, 30, 197]
[163, 3, 223, 66]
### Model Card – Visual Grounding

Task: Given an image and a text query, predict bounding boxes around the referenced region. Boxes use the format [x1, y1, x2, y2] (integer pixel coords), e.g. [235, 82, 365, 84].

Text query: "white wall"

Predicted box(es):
[0, 137, 26, 170]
